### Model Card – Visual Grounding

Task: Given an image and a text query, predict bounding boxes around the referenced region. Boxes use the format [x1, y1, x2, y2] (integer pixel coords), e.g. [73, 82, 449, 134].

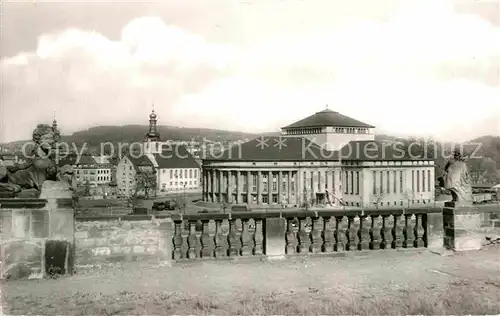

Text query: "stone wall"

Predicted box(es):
[74, 215, 172, 266]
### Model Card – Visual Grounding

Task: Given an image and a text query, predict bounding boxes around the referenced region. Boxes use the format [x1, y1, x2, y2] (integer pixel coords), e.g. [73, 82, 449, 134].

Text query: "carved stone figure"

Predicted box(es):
[0, 124, 75, 198]
[439, 150, 473, 206]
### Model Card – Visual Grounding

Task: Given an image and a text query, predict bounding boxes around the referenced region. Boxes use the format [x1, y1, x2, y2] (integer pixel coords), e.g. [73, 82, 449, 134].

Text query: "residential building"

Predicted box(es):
[202, 107, 435, 208]
[116, 109, 202, 197]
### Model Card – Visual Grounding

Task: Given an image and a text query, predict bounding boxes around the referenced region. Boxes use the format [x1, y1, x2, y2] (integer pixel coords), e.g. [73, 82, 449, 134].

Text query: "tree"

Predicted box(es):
[372, 187, 385, 209]
[468, 157, 498, 184]
[83, 180, 91, 197]
[134, 168, 157, 199]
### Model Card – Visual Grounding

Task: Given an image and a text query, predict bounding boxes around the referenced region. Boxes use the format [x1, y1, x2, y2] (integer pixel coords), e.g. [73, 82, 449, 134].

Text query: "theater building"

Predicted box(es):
[202, 108, 435, 208]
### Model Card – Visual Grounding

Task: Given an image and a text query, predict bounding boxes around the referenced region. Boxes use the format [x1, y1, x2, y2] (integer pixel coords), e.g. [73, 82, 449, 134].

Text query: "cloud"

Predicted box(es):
[0, 16, 236, 142]
[2, 0, 500, 143]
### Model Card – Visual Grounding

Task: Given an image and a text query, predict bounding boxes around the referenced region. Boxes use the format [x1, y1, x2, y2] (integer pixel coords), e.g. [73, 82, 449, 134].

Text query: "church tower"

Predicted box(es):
[143, 106, 164, 154]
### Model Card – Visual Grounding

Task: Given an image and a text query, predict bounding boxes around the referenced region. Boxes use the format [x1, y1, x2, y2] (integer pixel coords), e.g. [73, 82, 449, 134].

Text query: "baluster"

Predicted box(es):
[213, 219, 225, 257]
[285, 218, 296, 254]
[240, 219, 251, 256]
[310, 217, 322, 253]
[414, 214, 425, 248]
[227, 219, 239, 257]
[253, 219, 263, 255]
[200, 220, 212, 258]
[380, 215, 392, 249]
[346, 216, 358, 251]
[369, 215, 381, 250]
[358, 215, 370, 250]
[322, 216, 334, 253]
[403, 214, 415, 248]
[297, 217, 310, 253]
[173, 220, 183, 260]
[334, 216, 345, 252]
[187, 220, 198, 259]
[392, 214, 404, 249]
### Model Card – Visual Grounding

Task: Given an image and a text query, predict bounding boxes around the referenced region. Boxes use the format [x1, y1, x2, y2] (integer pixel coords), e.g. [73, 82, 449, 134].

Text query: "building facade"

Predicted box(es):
[116, 109, 202, 197]
[202, 108, 435, 208]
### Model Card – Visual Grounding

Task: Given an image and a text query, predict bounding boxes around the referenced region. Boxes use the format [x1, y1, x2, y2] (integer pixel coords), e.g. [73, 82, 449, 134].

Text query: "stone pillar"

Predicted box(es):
[219, 170, 224, 203]
[257, 171, 263, 204]
[265, 217, 286, 259]
[443, 202, 482, 251]
[287, 171, 292, 205]
[236, 171, 241, 204]
[211, 170, 216, 202]
[227, 171, 232, 203]
[426, 211, 444, 251]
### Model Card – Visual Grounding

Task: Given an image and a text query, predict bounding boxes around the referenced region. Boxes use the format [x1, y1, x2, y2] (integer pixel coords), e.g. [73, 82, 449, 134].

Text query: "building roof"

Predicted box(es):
[153, 145, 200, 169]
[123, 145, 199, 170]
[57, 154, 97, 167]
[282, 109, 375, 129]
[339, 140, 433, 161]
[204, 136, 338, 161]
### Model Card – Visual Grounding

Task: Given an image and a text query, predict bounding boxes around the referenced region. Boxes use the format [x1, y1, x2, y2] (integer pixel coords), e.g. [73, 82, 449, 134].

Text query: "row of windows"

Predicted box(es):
[372, 170, 432, 195]
[164, 181, 198, 187]
[334, 127, 369, 134]
[412, 170, 432, 193]
[286, 128, 322, 135]
[97, 170, 110, 174]
[166, 169, 198, 179]
[343, 171, 360, 195]
[344, 199, 433, 207]
[208, 172, 297, 193]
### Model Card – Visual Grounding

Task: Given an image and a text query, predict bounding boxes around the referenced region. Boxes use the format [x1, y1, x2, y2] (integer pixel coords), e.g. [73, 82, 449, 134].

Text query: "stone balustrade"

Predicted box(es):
[170, 208, 443, 261]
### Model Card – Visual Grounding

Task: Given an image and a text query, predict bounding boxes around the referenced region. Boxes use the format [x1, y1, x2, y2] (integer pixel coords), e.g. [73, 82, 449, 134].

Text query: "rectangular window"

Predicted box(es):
[350, 171, 354, 195]
[416, 170, 420, 192]
[184, 170, 188, 178]
[400, 171, 403, 193]
[170, 170, 173, 177]
[412, 170, 415, 192]
[393, 171, 397, 193]
[373, 171, 377, 194]
[345, 171, 349, 194]
[380, 171, 383, 193]
[356, 171, 360, 195]
[189, 169, 193, 178]
[427, 170, 431, 192]
[282, 181, 286, 192]
[332, 171, 335, 193]
[386, 171, 390, 194]
[252, 174, 257, 192]
[422, 170, 426, 192]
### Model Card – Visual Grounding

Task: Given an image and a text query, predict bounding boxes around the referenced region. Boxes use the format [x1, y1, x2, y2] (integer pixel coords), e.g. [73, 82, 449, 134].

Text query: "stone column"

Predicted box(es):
[219, 170, 224, 203]
[210, 170, 215, 202]
[257, 171, 263, 204]
[227, 170, 232, 203]
[236, 171, 241, 204]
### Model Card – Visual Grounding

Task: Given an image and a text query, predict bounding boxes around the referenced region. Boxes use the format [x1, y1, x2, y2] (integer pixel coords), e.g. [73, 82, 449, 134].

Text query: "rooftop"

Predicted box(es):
[204, 137, 338, 161]
[282, 108, 375, 129]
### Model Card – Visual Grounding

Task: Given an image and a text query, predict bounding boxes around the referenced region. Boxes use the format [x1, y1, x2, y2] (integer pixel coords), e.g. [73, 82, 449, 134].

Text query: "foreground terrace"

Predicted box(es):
[3, 245, 500, 315]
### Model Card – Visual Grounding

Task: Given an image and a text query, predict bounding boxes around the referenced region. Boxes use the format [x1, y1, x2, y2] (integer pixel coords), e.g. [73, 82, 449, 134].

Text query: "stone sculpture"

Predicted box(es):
[438, 150, 473, 206]
[0, 124, 76, 198]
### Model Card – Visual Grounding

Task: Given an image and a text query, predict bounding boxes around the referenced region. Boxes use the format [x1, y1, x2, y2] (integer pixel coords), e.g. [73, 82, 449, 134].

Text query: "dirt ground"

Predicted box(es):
[2, 246, 500, 315]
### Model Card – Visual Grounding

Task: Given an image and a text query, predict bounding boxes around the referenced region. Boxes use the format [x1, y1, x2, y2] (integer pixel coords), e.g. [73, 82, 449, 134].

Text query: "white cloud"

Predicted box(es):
[1, 0, 500, 143]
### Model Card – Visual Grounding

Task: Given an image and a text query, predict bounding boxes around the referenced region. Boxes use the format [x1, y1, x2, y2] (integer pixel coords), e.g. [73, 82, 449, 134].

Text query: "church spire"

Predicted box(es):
[145, 105, 161, 141]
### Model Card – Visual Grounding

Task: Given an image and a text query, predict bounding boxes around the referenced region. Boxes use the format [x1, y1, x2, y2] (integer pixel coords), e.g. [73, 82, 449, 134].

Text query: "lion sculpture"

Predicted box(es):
[0, 124, 75, 198]
[438, 150, 473, 206]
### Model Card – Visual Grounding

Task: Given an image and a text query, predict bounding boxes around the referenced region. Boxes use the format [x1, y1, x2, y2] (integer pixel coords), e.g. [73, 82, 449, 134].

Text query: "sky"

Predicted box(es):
[1, 0, 499, 143]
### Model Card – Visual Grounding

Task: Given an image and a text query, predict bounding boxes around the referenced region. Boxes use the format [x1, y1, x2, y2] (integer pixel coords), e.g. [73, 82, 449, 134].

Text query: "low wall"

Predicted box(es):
[75, 215, 172, 265]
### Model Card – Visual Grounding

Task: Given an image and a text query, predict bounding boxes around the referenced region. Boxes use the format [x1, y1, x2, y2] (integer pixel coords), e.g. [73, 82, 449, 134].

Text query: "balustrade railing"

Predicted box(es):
[170, 208, 440, 261]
